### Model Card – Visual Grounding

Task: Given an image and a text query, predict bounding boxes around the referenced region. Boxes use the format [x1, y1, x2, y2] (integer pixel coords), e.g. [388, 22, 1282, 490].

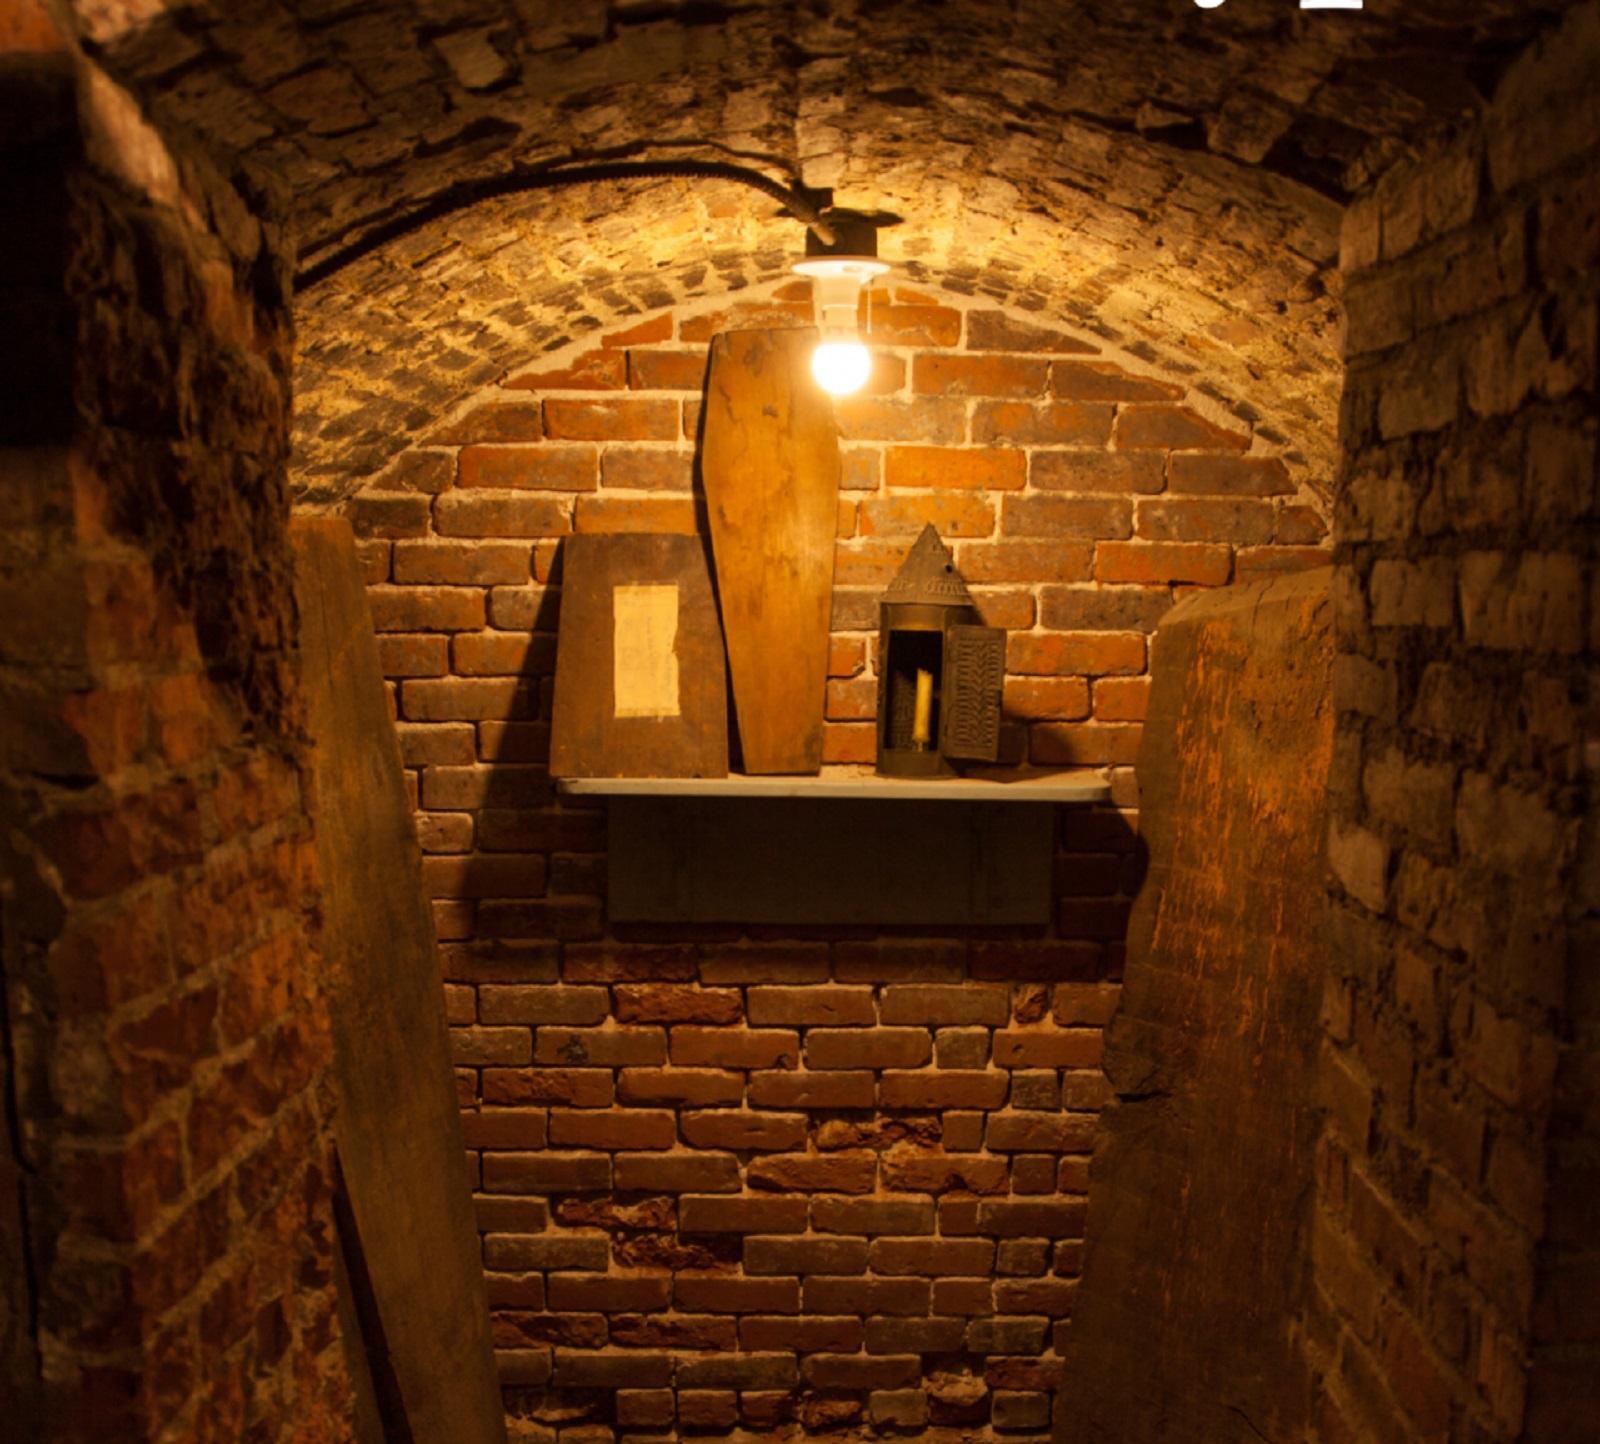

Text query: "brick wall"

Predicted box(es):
[0, 33, 352, 1442]
[344, 279, 1330, 1441]
[1316, 4, 1599, 1441]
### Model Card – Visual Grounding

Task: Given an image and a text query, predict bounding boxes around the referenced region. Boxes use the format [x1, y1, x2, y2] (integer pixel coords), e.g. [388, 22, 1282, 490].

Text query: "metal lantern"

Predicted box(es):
[874, 525, 1005, 778]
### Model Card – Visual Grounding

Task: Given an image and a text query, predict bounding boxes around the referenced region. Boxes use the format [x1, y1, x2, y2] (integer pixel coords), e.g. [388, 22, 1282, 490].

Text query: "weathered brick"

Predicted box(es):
[1049, 361, 1181, 402]
[995, 1278, 1078, 1315]
[1030, 723, 1143, 767]
[1114, 405, 1249, 451]
[616, 1389, 675, 1428]
[1008, 631, 1146, 677]
[484, 1234, 610, 1271]
[745, 1235, 870, 1275]
[460, 1110, 549, 1148]
[747, 1152, 877, 1193]
[1002, 495, 1132, 539]
[804, 1354, 922, 1389]
[613, 1152, 740, 1194]
[992, 1390, 1053, 1429]
[534, 1027, 666, 1067]
[879, 1070, 1009, 1109]
[986, 1114, 1097, 1158]
[814, 1198, 936, 1235]
[404, 681, 539, 723]
[544, 398, 677, 441]
[572, 495, 703, 533]
[674, 1354, 799, 1389]
[914, 354, 1049, 396]
[675, 1390, 738, 1429]
[482, 1152, 611, 1193]
[1002, 677, 1091, 722]
[480, 986, 607, 1025]
[482, 1068, 614, 1107]
[450, 1025, 531, 1066]
[679, 1195, 809, 1234]
[547, 1110, 675, 1150]
[859, 493, 996, 538]
[977, 1199, 1088, 1237]
[747, 986, 876, 1026]
[748, 1071, 876, 1109]
[880, 986, 1010, 1026]
[681, 1110, 808, 1151]
[427, 400, 544, 444]
[616, 1068, 744, 1106]
[868, 1389, 929, 1427]
[675, 1275, 800, 1314]
[885, 446, 1026, 491]
[434, 491, 572, 537]
[1168, 453, 1294, 496]
[956, 540, 1094, 584]
[451, 632, 557, 676]
[804, 1275, 931, 1316]
[806, 1028, 931, 1070]
[934, 1279, 996, 1315]
[458, 444, 598, 491]
[505, 349, 627, 390]
[992, 1030, 1103, 1069]
[880, 1151, 1009, 1195]
[1030, 448, 1166, 493]
[671, 1026, 799, 1069]
[973, 400, 1113, 446]
[546, 1275, 671, 1312]
[871, 1237, 995, 1276]
[740, 1315, 864, 1351]
[376, 632, 447, 678]
[599, 446, 694, 491]
[966, 1317, 1050, 1353]
[1096, 541, 1231, 585]
[1135, 496, 1275, 544]
[368, 585, 485, 632]
[614, 983, 743, 1025]
[864, 1315, 967, 1353]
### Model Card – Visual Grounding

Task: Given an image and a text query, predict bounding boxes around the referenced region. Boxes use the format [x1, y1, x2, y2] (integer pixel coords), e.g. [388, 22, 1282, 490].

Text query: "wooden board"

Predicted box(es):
[549, 532, 728, 778]
[700, 327, 840, 774]
[290, 517, 507, 1444]
[607, 797, 1053, 924]
[1057, 569, 1332, 1444]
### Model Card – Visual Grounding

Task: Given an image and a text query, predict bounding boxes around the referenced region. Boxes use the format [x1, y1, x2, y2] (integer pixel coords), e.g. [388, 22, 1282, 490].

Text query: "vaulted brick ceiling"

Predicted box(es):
[68, 0, 1568, 500]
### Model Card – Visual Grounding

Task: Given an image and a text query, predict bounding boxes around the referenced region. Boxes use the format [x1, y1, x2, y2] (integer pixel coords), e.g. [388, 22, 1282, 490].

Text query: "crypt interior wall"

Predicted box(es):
[335, 280, 1332, 1440]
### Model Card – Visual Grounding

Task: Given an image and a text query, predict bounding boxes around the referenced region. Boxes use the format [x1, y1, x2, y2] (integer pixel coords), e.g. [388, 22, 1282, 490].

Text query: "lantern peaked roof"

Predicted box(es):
[883, 524, 975, 608]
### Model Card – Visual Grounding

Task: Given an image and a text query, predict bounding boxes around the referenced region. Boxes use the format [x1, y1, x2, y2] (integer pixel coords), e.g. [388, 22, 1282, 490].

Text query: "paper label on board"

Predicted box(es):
[613, 584, 681, 718]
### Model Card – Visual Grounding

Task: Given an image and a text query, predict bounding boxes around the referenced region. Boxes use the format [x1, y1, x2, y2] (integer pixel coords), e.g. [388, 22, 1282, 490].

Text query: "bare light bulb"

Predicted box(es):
[812, 339, 872, 396]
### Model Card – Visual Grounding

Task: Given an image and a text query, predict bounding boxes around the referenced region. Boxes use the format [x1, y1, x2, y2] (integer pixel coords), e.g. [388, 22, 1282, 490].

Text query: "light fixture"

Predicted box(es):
[792, 213, 889, 397]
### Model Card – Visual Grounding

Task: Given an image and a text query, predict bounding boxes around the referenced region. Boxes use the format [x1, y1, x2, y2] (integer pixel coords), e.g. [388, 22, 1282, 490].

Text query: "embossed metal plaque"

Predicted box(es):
[940, 624, 1004, 761]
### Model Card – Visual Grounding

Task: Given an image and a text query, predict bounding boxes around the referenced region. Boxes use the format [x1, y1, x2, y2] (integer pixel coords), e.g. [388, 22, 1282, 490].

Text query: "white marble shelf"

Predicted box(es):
[556, 765, 1111, 804]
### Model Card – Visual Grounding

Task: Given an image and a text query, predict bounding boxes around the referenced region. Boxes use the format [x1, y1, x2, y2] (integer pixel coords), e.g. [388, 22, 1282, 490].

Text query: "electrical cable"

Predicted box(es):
[295, 158, 834, 288]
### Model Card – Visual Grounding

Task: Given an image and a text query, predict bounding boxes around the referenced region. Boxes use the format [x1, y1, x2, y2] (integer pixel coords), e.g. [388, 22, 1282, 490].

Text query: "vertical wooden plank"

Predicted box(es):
[701, 327, 840, 774]
[290, 517, 507, 1444]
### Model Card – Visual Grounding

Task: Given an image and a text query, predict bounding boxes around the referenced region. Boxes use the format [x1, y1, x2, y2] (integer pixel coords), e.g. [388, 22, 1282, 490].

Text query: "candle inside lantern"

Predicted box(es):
[911, 667, 934, 749]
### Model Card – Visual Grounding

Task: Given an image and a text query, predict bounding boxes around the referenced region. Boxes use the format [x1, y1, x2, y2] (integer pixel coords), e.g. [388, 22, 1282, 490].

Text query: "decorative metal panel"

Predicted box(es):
[941, 624, 1004, 761]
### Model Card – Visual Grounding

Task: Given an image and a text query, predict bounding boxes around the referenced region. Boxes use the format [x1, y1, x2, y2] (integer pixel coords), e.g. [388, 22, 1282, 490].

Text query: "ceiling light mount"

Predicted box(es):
[792, 210, 890, 397]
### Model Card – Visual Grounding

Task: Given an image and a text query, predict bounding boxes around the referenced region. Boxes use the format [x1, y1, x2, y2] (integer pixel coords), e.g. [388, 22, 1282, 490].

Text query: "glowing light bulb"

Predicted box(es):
[811, 339, 872, 396]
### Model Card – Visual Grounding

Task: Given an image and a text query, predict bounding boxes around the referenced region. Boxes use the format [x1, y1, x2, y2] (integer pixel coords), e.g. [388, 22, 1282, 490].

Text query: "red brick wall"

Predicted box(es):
[345, 282, 1331, 1440]
[1, 41, 351, 1442]
[1316, 6, 1599, 1441]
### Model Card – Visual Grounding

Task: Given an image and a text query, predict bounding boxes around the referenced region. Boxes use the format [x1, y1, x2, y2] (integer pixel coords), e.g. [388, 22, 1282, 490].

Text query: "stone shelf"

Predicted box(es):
[555, 765, 1111, 804]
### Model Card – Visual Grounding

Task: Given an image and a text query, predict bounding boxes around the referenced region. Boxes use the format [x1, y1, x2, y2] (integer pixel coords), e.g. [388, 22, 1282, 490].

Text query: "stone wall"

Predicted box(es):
[342, 282, 1331, 1441]
[1316, 4, 1599, 1440]
[0, 28, 353, 1442]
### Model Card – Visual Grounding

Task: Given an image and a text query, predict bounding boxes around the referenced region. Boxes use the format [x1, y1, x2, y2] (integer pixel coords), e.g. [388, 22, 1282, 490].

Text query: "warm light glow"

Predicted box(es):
[811, 339, 872, 395]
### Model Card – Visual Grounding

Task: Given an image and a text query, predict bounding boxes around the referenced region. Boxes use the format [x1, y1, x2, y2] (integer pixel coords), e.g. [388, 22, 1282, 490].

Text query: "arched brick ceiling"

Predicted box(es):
[67, 0, 1572, 503]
